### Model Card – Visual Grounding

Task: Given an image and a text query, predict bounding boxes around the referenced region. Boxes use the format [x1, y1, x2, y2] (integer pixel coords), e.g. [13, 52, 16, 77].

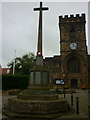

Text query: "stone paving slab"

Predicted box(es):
[1, 118, 89, 120]
[1, 89, 90, 120]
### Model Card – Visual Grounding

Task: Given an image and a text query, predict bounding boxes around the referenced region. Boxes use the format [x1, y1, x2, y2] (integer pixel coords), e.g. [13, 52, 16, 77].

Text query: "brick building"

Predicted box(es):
[0, 65, 10, 75]
[44, 13, 89, 89]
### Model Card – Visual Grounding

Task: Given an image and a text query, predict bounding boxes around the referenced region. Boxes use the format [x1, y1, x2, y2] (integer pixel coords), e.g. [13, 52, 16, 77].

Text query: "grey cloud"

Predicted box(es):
[2, 2, 89, 67]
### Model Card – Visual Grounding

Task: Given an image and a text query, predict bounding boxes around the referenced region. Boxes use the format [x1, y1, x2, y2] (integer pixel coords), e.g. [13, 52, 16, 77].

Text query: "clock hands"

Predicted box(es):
[70, 42, 77, 50]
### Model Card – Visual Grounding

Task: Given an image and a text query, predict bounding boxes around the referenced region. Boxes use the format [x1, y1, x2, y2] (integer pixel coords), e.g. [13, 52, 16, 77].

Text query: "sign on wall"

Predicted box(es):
[54, 79, 64, 85]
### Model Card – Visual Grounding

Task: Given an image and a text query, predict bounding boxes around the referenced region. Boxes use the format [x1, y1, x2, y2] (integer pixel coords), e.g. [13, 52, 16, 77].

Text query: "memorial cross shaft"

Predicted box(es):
[34, 2, 49, 56]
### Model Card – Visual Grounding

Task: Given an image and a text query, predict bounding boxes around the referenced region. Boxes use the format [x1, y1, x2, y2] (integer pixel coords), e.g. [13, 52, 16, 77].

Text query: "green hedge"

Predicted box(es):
[2, 74, 29, 90]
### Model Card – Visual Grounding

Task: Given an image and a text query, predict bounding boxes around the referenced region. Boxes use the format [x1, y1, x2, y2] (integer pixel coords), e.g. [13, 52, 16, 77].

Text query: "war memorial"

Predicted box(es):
[2, 2, 89, 120]
[2, 2, 70, 119]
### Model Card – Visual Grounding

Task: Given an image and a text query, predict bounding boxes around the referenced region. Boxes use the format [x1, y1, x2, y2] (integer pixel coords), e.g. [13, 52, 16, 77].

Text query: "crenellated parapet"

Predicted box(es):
[59, 13, 86, 23]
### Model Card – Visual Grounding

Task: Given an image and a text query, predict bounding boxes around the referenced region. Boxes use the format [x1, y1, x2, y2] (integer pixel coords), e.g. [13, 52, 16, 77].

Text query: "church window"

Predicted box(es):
[67, 57, 80, 73]
[69, 27, 75, 40]
[70, 27, 75, 33]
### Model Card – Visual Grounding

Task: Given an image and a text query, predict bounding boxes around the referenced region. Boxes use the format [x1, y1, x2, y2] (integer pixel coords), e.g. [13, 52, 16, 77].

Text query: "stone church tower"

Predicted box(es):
[44, 13, 88, 89]
[58, 14, 88, 89]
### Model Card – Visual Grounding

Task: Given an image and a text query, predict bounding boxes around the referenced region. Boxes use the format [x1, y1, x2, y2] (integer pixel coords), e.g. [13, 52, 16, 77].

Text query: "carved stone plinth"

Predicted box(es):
[2, 64, 70, 119]
[3, 91, 69, 119]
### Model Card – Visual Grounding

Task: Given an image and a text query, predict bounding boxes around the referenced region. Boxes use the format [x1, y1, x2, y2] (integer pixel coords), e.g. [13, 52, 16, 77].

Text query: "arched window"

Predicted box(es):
[67, 57, 80, 73]
[70, 27, 75, 33]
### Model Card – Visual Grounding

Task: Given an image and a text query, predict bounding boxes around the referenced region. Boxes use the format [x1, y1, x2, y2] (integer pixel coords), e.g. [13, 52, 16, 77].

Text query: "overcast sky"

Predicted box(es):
[0, 1, 89, 67]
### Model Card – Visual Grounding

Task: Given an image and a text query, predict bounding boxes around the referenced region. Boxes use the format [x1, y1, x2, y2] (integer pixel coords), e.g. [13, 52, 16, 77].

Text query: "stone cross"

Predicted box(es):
[34, 2, 49, 56]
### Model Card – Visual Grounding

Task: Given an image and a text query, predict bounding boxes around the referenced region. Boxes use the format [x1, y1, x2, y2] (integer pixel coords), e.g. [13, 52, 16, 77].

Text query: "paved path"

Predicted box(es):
[58, 89, 89, 117]
[1, 89, 89, 120]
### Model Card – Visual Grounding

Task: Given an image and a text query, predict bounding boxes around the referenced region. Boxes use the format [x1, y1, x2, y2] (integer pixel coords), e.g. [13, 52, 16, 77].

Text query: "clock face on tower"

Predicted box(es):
[70, 42, 77, 50]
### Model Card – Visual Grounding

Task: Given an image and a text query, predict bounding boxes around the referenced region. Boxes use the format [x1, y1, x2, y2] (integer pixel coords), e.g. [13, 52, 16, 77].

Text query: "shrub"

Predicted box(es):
[2, 74, 29, 90]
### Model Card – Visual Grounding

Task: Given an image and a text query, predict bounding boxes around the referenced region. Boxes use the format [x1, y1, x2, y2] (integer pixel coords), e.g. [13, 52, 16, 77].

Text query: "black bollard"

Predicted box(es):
[88, 105, 90, 120]
[76, 97, 79, 115]
[64, 92, 66, 98]
[71, 92, 73, 106]
[63, 88, 66, 98]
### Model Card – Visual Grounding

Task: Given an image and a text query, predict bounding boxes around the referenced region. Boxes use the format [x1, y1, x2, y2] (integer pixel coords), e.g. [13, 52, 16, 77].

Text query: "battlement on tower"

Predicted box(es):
[59, 13, 86, 23]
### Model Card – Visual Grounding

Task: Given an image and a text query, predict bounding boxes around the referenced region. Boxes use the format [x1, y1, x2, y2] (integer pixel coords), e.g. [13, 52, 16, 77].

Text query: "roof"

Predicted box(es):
[0, 68, 10, 74]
